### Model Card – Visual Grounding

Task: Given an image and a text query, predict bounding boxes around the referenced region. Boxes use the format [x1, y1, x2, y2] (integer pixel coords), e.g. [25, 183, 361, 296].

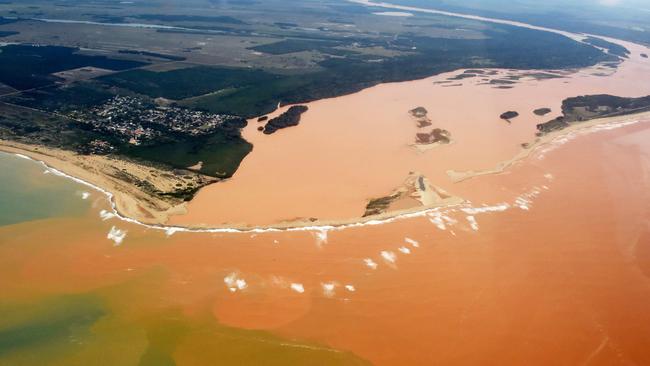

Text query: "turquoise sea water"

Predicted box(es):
[0, 152, 91, 227]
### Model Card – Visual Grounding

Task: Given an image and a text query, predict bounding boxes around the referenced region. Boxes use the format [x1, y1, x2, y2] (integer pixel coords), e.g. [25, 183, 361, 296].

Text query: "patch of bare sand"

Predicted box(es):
[0, 140, 215, 224]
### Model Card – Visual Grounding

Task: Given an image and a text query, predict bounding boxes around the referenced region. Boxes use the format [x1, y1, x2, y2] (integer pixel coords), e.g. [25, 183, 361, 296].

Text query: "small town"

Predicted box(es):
[67, 96, 243, 145]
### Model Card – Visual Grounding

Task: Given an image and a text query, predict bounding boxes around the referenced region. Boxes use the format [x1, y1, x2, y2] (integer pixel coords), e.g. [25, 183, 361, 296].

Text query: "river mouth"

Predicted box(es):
[169, 36, 650, 228]
[2, 118, 650, 365]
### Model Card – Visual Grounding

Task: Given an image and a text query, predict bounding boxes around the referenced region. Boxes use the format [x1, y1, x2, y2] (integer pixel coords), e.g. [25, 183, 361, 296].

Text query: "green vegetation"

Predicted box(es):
[100, 25, 613, 119]
[125, 128, 252, 177]
[500, 111, 519, 120]
[364, 193, 402, 217]
[583, 37, 630, 58]
[0, 45, 146, 90]
[0, 95, 251, 178]
[249, 39, 359, 56]
[263, 105, 308, 134]
[4, 82, 115, 112]
[0, 102, 104, 149]
[537, 94, 650, 133]
[117, 50, 186, 62]
[100, 66, 281, 101]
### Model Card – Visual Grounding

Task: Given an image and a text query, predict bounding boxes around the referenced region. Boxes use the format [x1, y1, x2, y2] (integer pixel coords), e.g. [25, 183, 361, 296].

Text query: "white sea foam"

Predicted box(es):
[107, 226, 126, 245]
[165, 227, 181, 237]
[428, 212, 447, 230]
[14, 153, 30, 160]
[314, 229, 329, 245]
[461, 203, 509, 215]
[514, 197, 531, 210]
[398, 246, 411, 254]
[380, 250, 397, 264]
[466, 216, 479, 231]
[405, 237, 419, 247]
[364, 258, 378, 270]
[345, 284, 356, 292]
[224, 272, 247, 292]
[442, 214, 458, 225]
[322, 282, 337, 297]
[99, 209, 115, 221]
[290, 283, 305, 293]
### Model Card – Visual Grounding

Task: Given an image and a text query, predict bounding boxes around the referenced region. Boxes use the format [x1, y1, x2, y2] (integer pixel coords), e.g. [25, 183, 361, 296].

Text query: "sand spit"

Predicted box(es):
[0, 140, 200, 224]
[447, 111, 650, 183]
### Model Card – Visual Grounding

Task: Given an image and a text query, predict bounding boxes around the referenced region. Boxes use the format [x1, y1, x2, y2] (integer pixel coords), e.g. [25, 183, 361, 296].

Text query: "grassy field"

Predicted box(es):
[0, 45, 146, 90]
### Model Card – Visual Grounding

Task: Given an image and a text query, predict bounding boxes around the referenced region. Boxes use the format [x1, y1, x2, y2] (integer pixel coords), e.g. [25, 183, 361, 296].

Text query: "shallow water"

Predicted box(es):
[0, 152, 90, 227]
[1, 121, 649, 365]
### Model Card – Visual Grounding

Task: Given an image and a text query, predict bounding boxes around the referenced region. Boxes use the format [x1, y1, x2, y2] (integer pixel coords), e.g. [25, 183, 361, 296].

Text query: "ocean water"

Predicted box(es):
[0, 122, 648, 365]
[0, 152, 90, 227]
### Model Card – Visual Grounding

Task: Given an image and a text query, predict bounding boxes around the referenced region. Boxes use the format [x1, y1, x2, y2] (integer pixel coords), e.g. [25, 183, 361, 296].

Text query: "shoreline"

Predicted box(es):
[447, 110, 650, 183]
[2, 109, 648, 233]
[0, 141, 197, 225]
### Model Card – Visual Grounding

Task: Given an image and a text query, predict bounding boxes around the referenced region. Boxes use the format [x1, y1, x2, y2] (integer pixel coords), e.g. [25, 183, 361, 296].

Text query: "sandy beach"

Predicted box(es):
[0, 140, 207, 225]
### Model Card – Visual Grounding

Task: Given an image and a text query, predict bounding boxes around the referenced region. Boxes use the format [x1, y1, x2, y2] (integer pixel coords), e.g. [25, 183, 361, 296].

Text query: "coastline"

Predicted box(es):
[447, 110, 650, 183]
[0, 140, 201, 225]
[2, 108, 648, 232]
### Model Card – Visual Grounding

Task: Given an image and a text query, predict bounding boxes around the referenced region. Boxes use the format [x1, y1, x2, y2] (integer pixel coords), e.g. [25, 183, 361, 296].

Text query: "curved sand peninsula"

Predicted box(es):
[170, 36, 650, 228]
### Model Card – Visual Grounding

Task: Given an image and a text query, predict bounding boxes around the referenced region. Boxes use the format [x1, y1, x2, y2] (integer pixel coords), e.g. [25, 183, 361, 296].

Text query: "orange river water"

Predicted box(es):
[1, 109, 649, 365]
[169, 38, 650, 228]
[2, 5, 650, 364]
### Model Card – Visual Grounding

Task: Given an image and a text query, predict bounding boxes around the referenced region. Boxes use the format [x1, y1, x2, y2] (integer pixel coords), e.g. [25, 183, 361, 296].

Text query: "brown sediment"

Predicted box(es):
[363, 172, 462, 216]
[446, 111, 650, 183]
[2, 120, 650, 365]
[173, 36, 650, 228]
